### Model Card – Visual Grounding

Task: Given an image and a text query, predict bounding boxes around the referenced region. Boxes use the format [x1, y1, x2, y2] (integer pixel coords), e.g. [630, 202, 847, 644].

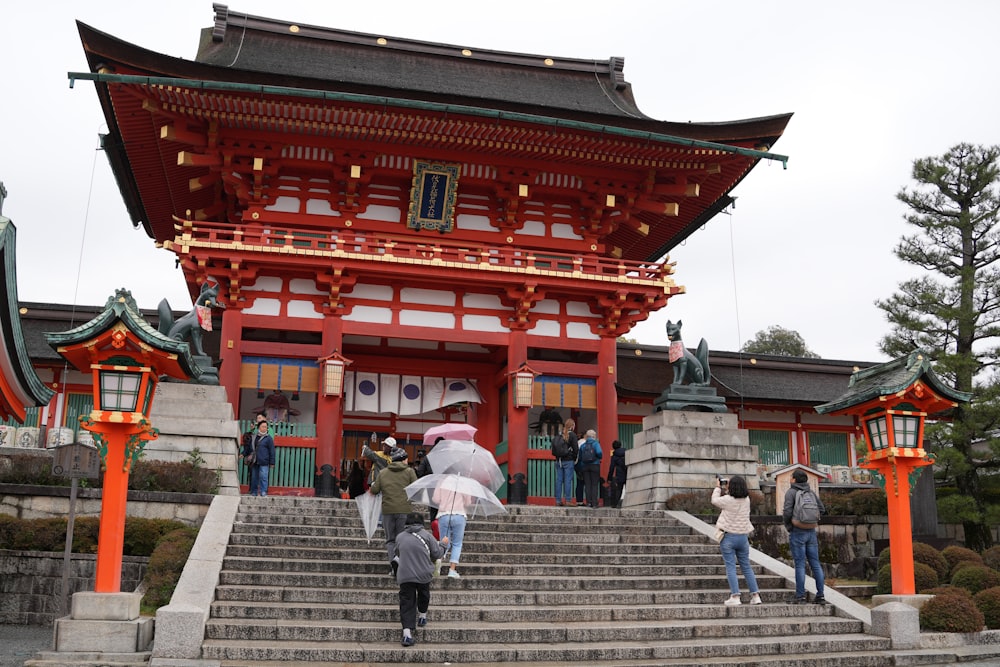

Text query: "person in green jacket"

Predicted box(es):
[369, 447, 417, 572]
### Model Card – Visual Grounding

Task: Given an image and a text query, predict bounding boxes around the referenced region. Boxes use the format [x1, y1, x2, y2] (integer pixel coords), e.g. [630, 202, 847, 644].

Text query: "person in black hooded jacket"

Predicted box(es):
[608, 440, 627, 508]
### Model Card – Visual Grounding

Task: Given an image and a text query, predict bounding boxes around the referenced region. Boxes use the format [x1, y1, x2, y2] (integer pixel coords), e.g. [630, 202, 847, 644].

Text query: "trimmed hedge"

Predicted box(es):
[920, 592, 985, 633]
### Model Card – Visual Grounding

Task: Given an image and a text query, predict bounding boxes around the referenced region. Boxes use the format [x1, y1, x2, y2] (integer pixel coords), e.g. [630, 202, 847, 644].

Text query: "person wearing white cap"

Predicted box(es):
[362, 435, 397, 485]
[369, 445, 417, 572]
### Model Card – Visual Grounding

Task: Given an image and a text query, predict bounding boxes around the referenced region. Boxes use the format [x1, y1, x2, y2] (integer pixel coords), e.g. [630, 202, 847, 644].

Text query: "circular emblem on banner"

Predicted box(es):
[358, 380, 377, 396]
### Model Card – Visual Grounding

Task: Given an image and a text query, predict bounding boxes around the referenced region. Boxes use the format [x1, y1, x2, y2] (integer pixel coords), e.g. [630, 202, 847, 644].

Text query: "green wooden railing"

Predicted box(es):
[809, 431, 850, 467]
[237, 419, 318, 488]
[238, 444, 317, 488]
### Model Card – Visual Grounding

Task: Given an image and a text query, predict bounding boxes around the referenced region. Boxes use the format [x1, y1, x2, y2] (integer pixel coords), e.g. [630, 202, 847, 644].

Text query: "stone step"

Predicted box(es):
[216, 655, 896, 667]
[201, 633, 891, 663]
[222, 544, 726, 563]
[226, 532, 713, 550]
[211, 585, 815, 607]
[209, 599, 842, 623]
[215, 570, 788, 591]
[203, 615, 866, 643]
[24, 651, 152, 667]
[220, 555, 740, 577]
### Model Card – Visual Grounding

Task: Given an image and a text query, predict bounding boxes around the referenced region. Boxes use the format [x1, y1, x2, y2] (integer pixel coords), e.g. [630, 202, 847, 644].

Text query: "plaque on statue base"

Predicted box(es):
[653, 384, 727, 413]
[623, 410, 759, 511]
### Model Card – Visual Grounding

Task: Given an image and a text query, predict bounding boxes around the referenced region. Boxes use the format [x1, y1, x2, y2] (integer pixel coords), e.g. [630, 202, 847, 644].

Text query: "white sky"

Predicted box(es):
[2, 0, 998, 363]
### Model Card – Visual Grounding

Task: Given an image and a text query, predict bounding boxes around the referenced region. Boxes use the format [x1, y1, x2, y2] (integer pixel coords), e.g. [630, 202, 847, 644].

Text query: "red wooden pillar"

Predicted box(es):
[315, 315, 344, 496]
[597, 335, 618, 483]
[506, 331, 528, 504]
[218, 307, 243, 411]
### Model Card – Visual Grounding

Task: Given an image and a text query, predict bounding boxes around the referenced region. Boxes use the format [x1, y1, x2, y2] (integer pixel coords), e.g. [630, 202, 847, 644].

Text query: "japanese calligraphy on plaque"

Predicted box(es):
[407, 161, 460, 232]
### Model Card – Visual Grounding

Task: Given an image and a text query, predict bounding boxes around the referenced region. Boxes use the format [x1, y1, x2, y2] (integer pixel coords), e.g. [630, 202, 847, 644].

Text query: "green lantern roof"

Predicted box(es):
[815, 350, 971, 415]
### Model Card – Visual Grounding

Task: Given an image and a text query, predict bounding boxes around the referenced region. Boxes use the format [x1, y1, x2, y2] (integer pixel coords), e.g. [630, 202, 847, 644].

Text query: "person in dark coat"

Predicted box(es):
[243, 419, 275, 496]
[347, 461, 366, 499]
[395, 512, 448, 647]
[608, 440, 627, 508]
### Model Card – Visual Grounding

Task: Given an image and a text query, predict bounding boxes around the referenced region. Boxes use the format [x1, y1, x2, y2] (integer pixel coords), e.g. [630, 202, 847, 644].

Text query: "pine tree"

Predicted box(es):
[877, 143, 1000, 550]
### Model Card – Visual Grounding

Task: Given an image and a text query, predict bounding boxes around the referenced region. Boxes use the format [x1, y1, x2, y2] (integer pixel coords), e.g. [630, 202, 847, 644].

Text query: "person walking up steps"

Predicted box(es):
[551, 418, 578, 506]
[369, 448, 417, 574]
[395, 511, 448, 647]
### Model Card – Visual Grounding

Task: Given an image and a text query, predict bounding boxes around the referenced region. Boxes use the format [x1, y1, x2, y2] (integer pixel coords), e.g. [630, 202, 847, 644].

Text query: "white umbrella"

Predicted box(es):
[354, 492, 382, 543]
[425, 439, 505, 493]
[405, 473, 507, 517]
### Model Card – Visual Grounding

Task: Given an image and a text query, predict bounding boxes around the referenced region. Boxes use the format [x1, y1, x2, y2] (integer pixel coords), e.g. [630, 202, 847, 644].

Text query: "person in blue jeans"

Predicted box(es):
[782, 469, 827, 604]
[551, 418, 578, 506]
[711, 474, 761, 606]
[244, 419, 275, 496]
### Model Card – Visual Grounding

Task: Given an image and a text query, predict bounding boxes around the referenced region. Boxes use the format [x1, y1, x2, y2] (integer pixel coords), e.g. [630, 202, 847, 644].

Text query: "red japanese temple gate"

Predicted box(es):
[74, 5, 789, 500]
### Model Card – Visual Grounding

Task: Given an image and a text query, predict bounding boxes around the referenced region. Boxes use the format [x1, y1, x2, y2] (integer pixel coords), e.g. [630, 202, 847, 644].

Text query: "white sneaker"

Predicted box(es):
[447, 569, 461, 578]
[724, 595, 742, 606]
[749, 593, 762, 605]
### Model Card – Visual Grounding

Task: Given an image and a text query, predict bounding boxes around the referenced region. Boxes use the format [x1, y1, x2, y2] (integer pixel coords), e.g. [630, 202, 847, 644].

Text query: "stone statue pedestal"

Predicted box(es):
[623, 410, 759, 510]
[653, 384, 727, 413]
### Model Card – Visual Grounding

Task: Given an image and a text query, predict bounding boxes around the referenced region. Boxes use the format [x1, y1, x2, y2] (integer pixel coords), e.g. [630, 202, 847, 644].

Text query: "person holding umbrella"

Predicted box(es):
[433, 477, 473, 578]
[369, 447, 417, 574]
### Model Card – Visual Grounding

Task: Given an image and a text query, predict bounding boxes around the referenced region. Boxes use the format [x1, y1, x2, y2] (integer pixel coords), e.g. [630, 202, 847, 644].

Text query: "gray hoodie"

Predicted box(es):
[782, 480, 826, 532]
[395, 524, 447, 585]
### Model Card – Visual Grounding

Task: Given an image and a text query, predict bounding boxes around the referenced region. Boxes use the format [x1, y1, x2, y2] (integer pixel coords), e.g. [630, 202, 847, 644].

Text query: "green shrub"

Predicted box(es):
[982, 546, 1000, 572]
[914, 562, 940, 593]
[951, 565, 1000, 595]
[920, 592, 985, 632]
[0, 454, 72, 486]
[141, 527, 198, 611]
[0, 453, 218, 494]
[824, 488, 887, 516]
[875, 562, 939, 593]
[129, 459, 218, 494]
[974, 586, 1000, 630]
[0, 515, 184, 556]
[875, 564, 893, 595]
[942, 545, 983, 575]
[876, 542, 949, 582]
[914, 542, 950, 581]
[923, 585, 973, 598]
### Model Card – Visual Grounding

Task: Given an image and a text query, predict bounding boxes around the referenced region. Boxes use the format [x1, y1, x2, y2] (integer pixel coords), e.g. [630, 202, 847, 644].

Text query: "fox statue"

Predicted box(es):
[665, 320, 711, 386]
[157, 281, 221, 358]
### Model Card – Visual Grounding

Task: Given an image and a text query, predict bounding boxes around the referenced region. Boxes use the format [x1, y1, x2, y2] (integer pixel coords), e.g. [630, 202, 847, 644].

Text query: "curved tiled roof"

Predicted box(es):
[0, 214, 55, 421]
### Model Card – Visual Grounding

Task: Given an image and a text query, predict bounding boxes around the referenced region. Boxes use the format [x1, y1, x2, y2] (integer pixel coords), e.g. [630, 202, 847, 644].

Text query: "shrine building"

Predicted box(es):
[66, 5, 792, 501]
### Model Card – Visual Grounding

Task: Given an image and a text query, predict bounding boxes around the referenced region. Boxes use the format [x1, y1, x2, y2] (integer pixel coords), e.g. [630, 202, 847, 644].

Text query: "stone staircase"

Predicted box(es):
[200, 496, 899, 666]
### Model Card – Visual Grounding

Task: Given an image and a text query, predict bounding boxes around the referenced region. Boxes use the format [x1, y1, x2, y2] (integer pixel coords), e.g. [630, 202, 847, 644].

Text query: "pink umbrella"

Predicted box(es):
[423, 423, 477, 447]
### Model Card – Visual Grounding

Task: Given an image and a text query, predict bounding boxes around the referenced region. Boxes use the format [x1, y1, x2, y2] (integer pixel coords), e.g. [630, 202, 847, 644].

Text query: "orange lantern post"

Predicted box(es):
[816, 351, 971, 596]
[46, 289, 201, 593]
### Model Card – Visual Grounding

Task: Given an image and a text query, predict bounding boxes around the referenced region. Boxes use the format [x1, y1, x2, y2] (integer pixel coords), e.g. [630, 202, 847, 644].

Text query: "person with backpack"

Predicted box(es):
[711, 475, 761, 606]
[551, 418, 578, 506]
[577, 429, 603, 508]
[782, 469, 827, 604]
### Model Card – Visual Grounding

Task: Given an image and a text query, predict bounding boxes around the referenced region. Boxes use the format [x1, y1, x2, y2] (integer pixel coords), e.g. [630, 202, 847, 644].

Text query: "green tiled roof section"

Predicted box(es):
[45, 288, 201, 380]
[0, 219, 55, 408]
[816, 350, 972, 414]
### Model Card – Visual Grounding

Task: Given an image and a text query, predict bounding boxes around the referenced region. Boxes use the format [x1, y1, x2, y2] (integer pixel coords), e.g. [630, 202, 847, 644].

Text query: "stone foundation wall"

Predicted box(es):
[0, 550, 146, 625]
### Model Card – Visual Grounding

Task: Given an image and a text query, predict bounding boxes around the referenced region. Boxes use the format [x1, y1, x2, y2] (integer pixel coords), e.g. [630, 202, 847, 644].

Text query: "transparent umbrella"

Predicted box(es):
[405, 473, 507, 518]
[354, 492, 382, 543]
[425, 439, 504, 493]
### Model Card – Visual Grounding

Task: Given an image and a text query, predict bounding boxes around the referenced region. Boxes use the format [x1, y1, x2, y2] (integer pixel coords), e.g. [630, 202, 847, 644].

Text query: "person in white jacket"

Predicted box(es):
[711, 475, 761, 606]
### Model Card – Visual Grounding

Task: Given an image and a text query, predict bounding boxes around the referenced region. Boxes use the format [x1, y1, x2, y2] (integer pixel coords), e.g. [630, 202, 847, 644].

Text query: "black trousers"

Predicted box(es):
[399, 581, 430, 630]
[583, 464, 601, 508]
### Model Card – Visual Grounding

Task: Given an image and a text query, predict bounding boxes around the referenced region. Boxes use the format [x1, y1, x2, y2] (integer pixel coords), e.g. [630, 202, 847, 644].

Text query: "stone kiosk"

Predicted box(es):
[624, 323, 759, 509]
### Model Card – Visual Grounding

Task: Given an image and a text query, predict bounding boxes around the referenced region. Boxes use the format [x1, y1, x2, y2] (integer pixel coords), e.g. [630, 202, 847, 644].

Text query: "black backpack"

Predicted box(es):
[551, 435, 570, 459]
[580, 440, 597, 464]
